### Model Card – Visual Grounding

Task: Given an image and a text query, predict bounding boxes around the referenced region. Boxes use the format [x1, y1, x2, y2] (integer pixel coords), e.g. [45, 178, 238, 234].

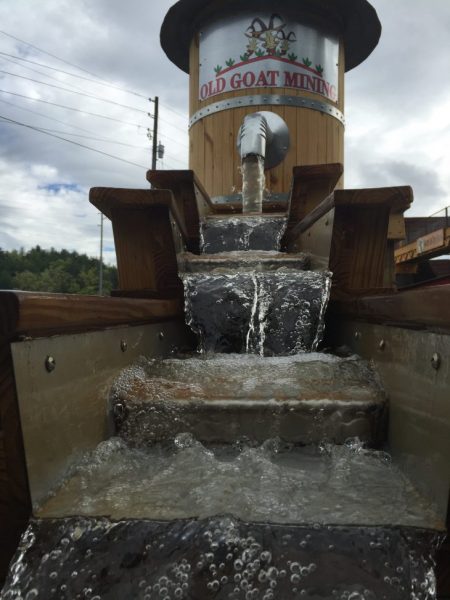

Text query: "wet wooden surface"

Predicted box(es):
[0, 291, 182, 340]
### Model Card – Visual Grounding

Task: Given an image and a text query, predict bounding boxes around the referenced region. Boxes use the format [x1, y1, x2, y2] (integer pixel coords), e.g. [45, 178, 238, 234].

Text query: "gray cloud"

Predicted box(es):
[0, 0, 449, 260]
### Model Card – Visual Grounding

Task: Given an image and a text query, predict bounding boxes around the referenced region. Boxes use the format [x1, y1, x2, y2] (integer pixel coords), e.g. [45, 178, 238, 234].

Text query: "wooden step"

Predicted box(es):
[178, 251, 311, 273]
[111, 354, 387, 447]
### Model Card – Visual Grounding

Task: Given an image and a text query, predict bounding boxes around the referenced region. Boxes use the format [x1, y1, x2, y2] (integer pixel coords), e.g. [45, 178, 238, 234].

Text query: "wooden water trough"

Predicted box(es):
[0, 0, 449, 595]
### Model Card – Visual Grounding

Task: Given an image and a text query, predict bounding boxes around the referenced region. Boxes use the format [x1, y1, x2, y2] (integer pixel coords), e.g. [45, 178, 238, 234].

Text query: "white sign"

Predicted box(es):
[199, 13, 339, 103]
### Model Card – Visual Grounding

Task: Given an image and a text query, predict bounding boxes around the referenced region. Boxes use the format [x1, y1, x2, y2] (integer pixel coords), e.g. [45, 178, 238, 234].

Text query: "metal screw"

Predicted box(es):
[379, 339, 386, 351]
[120, 340, 128, 353]
[158, 332, 165, 341]
[45, 356, 56, 373]
[354, 331, 361, 341]
[431, 353, 441, 371]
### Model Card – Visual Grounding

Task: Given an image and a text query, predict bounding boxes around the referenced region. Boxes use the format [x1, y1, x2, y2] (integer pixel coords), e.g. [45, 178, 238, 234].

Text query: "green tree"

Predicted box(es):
[0, 246, 118, 296]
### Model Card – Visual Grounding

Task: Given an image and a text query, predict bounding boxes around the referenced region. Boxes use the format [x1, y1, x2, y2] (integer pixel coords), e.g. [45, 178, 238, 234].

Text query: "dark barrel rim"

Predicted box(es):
[160, 0, 381, 74]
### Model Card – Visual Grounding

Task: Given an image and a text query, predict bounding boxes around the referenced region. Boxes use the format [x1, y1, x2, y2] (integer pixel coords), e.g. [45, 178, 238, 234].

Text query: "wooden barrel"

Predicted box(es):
[161, 0, 381, 200]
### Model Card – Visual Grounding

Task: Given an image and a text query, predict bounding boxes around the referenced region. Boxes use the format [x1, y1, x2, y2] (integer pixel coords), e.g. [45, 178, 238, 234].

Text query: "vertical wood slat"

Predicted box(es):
[283, 163, 344, 250]
[146, 169, 217, 250]
[330, 205, 391, 291]
[0, 339, 31, 585]
[90, 188, 184, 299]
[329, 188, 413, 294]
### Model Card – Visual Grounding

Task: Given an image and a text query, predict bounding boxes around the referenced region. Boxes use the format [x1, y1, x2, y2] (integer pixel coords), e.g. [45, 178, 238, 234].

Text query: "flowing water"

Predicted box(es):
[200, 216, 287, 254]
[2, 214, 444, 599]
[36, 435, 439, 529]
[241, 155, 266, 214]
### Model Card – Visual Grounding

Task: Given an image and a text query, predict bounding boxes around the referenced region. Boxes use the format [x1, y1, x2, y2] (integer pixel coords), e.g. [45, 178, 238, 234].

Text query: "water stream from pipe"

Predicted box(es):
[241, 155, 266, 214]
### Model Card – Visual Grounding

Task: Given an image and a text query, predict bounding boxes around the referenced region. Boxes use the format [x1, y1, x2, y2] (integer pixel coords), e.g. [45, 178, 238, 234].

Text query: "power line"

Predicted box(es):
[0, 121, 150, 149]
[161, 104, 188, 120]
[160, 131, 189, 148]
[0, 51, 189, 122]
[163, 152, 188, 166]
[1, 30, 114, 84]
[0, 70, 149, 114]
[0, 54, 89, 95]
[0, 89, 145, 128]
[0, 96, 102, 135]
[0, 114, 148, 169]
[0, 34, 152, 101]
[157, 113, 189, 134]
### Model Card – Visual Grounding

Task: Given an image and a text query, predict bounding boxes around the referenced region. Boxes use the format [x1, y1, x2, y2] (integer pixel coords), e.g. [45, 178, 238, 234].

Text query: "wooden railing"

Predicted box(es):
[283, 177, 413, 296]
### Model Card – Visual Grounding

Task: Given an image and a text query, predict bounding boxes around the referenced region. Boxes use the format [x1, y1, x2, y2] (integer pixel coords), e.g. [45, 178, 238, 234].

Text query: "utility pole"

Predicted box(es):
[152, 95, 159, 170]
[98, 213, 104, 296]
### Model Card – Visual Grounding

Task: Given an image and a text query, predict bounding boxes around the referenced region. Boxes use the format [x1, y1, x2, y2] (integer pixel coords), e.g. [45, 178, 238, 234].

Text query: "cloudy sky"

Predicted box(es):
[0, 0, 449, 265]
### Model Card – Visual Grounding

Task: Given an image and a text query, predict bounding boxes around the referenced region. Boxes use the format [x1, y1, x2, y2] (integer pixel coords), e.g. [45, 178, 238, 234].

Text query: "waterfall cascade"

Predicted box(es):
[2, 214, 443, 600]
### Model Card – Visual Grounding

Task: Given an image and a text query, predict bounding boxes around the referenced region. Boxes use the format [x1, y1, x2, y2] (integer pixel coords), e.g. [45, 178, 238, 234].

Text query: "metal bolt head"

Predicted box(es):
[45, 356, 56, 373]
[120, 340, 127, 353]
[431, 353, 441, 371]
[379, 339, 386, 351]
[354, 331, 361, 341]
[158, 332, 165, 341]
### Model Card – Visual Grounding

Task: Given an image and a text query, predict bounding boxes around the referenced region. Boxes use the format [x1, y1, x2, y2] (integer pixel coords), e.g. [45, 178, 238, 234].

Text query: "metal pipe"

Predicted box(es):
[238, 113, 269, 162]
[237, 111, 290, 213]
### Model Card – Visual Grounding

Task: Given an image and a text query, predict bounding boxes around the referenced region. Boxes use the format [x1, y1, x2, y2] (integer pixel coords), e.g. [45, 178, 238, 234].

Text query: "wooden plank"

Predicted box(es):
[285, 185, 413, 293]
[90, 188, 189, 243]
[0, 340, 31, 585]
[334, 186, 413, 210]
[283, 163, 343, 250]
[147, 169, 214, 251]
[329, 284, 450, 331]
[0, 292, 182, 340]
[388, 213, 406, 240]
[395, 226, 450, 265]
[90, 188, 184, 298]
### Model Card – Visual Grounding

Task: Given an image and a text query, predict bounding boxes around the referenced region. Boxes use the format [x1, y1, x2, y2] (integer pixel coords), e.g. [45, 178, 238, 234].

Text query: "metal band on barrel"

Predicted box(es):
[189, 95, 345, 128]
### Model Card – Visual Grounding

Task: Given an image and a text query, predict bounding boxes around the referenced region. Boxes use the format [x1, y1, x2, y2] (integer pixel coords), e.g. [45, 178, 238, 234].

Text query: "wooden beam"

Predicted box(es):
[147, 170, 213, 252]
[0, 340, 31, 585]
[330, 187, 412, 293]
[283, 163, 343, 250]
[329, 284, 450, 331]
[0, 291, 182, 341]
[395, 226, 450, 265]
[90, 188, 184, 299]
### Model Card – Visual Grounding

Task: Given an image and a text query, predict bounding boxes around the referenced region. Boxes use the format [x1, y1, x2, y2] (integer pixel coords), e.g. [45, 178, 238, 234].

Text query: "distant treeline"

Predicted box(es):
[0, 246, 118, 295]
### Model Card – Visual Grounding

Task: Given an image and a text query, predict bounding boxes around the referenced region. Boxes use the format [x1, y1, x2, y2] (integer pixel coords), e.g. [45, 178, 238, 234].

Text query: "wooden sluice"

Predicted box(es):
[0, 0, 449, 596]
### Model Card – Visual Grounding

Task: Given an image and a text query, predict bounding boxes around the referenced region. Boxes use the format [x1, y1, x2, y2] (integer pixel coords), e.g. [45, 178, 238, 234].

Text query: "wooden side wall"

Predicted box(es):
[0, 291, 184, 586]
[189, 36, 345, 198]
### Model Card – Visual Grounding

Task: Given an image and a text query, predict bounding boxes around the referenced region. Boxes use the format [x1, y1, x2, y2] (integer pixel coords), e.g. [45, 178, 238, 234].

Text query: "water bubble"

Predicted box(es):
[290, 562, 300, 573]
